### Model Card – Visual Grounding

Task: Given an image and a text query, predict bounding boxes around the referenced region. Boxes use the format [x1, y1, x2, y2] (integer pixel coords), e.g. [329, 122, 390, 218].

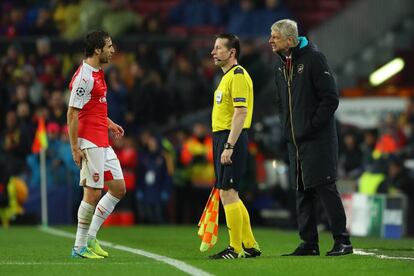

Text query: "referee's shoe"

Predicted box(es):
[209, 246, 245, 259]
[243, 243, 262, 258]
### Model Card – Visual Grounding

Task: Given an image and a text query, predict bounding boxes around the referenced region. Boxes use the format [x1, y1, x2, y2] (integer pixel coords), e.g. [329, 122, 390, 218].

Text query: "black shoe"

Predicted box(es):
[242, 244, 262, 258]
[326, 243, 353, 256]
[282, 243, 319, 256]
[209, 246, 245, 259]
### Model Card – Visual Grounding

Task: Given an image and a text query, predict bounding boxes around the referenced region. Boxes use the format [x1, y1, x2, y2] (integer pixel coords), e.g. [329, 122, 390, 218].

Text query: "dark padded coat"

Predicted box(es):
[274, 38, 339, 189]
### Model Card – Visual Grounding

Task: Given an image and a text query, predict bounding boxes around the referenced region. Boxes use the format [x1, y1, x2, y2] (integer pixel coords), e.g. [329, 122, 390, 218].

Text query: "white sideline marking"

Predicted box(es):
[354, 248, 414, 261]
[40, 227, 212, 276]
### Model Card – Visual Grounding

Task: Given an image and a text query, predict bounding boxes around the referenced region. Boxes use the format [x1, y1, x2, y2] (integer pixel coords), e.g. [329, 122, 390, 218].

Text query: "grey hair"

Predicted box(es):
[271, 19, 299, 45]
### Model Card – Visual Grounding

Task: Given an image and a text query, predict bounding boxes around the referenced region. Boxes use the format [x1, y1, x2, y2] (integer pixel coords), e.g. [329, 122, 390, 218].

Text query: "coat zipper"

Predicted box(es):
[284, 59, 303, 190]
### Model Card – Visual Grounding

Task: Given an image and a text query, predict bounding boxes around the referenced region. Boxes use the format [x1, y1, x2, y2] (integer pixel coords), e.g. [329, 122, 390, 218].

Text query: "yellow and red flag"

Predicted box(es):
[32, 117, 48, 153]
[197, 187, 220, 252]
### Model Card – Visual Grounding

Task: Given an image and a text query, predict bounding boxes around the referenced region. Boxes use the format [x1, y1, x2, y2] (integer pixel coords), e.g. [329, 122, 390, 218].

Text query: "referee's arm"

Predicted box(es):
[227, 107, 248, 146]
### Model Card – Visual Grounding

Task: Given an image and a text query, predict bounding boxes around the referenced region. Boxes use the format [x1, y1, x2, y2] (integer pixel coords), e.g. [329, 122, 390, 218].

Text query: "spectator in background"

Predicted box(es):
[257, 0, 292, 36]
[170, 0, 207, 27]
[130, 69, 170, 128]
[142, 14, 165, 34]
[28, 7, 58, 36]
[180, 122, 215, 221]
[361, 129, 377, 168]
[0, 5, 28, 38]
[20, 65, 44, 106]
[53, 0, 81, 40]
[101, 0, 141, 37]
[167, 55, 207, 118]
[374, 113, 406, 157]
[45, 122, 65, 186]
[338, 132, 363, 179]
[226, 0, 257, 37]
[0, 110, 31, 176]
[107, 67, 128, 127]
[136, 131, 171, 224]
[48, 90, 67, 126]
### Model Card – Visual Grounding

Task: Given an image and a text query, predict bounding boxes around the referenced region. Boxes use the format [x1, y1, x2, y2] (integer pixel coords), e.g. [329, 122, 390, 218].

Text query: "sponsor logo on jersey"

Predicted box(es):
[297, 64, 304, 74]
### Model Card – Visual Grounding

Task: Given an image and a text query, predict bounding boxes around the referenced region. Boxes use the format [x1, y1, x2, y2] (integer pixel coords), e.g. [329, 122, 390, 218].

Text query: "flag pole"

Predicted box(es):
[40, 148, 48, 228]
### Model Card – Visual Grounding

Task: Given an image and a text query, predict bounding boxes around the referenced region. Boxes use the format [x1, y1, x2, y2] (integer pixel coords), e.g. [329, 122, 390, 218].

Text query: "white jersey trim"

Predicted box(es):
[68, 63, 94, 109]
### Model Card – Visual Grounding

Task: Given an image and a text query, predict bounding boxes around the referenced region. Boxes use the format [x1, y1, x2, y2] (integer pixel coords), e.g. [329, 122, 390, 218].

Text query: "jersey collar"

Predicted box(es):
[83, 61, 100, 72]
[223, 64, 238, 76]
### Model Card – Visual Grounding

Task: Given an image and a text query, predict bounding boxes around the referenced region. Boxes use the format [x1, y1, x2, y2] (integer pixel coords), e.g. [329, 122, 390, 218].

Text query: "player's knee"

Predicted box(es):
[108, 181, 126, 199]
[83, 187, 102, 206]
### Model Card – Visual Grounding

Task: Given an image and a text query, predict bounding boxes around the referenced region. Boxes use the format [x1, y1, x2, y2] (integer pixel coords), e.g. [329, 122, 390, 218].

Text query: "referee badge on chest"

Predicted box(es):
[215, 91, 223, 104]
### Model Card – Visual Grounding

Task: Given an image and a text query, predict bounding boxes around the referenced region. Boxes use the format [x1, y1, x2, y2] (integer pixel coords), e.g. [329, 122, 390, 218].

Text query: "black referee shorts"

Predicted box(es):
[212, 129, 248, 191]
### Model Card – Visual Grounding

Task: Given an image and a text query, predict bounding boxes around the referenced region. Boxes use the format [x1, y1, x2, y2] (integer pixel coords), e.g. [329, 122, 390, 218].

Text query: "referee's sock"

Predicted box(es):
[224, 201, 243, 253]
[238, 200, 257, 248]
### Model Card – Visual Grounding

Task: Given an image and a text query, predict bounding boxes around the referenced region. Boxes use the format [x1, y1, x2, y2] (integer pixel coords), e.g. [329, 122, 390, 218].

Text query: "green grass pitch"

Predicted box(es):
[0, 226, 413, 275]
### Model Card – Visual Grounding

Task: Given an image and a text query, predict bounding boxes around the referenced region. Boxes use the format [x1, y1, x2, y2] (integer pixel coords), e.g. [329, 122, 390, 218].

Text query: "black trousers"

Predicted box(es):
[296, 182, 350, 245]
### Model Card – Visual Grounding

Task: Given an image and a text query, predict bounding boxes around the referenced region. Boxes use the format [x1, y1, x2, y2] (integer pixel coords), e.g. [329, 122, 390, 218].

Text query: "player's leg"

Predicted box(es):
[72, 187, 102, 257]
[72, 148, 104, 259]
[87, 147, 125, 257]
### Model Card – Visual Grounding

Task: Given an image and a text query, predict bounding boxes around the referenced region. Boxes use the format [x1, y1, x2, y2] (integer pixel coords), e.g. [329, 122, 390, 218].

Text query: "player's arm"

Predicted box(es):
[67, 106, 84, 167]
[108, 117, 124, 139]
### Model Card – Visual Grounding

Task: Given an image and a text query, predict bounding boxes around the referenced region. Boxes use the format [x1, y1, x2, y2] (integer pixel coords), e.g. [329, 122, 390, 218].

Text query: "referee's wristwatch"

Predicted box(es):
[224, 142, 234, 150]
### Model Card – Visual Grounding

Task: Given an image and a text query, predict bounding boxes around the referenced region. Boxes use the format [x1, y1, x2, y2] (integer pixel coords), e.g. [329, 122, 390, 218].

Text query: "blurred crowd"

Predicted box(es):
[0, 0, 292, 39]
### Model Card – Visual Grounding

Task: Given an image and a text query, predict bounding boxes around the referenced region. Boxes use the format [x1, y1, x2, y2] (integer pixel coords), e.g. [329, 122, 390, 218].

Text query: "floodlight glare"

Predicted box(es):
[369, 57, 405, 86]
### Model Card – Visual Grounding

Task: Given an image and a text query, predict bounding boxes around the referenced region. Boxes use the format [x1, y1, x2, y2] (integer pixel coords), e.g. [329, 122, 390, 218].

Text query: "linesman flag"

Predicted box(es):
[32, 116, 48, 153]
[197, 187, 220, 252]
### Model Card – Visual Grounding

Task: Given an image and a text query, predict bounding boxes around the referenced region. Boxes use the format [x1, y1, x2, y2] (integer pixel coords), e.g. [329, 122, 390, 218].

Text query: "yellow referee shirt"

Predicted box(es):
[212, 65, 253, 132]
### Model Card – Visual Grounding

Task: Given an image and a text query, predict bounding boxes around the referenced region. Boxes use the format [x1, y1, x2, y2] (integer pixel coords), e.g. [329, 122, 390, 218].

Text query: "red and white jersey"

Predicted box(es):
[68, 62, 108, 149]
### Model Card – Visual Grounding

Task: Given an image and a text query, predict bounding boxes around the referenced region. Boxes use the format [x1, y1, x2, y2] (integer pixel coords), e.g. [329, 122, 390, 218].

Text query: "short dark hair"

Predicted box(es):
[84, 30, 110, 57]
[216, 33, 241, 60]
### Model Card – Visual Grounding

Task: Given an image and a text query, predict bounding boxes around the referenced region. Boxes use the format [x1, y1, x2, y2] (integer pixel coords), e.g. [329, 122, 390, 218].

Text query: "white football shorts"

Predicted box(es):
[80, 146, 124, 188]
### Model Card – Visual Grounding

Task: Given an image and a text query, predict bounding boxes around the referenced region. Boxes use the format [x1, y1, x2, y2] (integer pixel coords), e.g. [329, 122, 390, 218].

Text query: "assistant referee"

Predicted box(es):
[208, 33, 261, 260]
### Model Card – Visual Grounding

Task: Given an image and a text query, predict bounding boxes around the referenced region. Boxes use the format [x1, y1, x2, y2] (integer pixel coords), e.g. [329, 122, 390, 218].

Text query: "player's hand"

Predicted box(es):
[109, 122, 124, 139]
[71, 147, 85, 168]
[221, 149, 233, 165]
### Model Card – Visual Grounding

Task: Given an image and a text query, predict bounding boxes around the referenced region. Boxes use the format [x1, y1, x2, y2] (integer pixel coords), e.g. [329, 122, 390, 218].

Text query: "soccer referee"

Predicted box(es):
[209, 33, 261, 259]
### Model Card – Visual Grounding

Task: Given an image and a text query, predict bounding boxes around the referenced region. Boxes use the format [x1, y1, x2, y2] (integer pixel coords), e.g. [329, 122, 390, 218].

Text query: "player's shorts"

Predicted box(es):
[80, 146, 124, 189]
[212, 129, 248, 191]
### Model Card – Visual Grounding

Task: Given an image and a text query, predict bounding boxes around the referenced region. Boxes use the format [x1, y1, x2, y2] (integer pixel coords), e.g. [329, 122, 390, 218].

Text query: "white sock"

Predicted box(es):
[74, 201, 95, 250]
[88, 192, 120, 239]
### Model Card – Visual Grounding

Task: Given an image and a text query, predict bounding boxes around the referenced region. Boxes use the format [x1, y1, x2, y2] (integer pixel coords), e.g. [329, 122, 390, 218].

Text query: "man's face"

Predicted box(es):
[268, 30, 290, 53]
[211, 38, 233, 67]
[98, 37, 115, 64]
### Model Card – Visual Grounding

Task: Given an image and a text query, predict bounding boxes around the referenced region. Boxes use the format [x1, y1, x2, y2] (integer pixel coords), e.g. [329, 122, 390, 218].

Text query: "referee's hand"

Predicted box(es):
[221, 149, 233, 165]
